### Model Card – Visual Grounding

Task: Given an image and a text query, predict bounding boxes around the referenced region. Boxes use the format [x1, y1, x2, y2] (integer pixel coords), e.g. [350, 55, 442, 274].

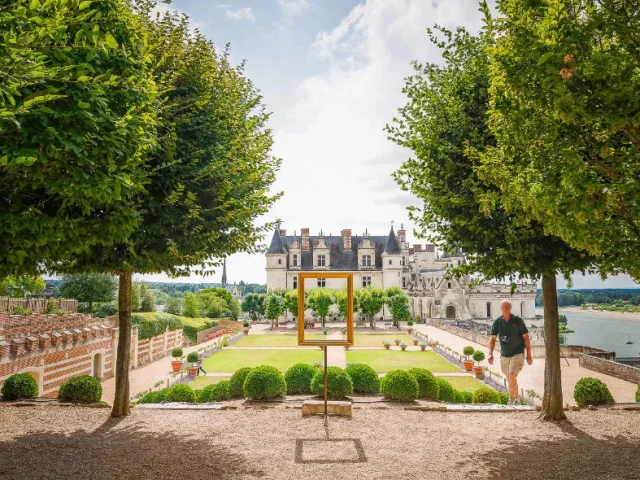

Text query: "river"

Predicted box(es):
[534, 308, 640, 357]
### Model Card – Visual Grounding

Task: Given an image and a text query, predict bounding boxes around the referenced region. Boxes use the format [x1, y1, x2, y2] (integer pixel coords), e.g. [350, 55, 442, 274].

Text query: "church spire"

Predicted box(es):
[222, 258, 228, 287]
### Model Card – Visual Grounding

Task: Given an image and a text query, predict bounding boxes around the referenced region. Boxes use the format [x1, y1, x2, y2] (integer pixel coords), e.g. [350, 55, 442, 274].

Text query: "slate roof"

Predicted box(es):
[384, 226, 401, 254]
[267, 229, 287, 254]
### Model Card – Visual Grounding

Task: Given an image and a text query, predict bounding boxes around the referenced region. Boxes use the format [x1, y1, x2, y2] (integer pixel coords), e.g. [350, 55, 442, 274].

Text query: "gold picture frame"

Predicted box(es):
[297, 272, 354, 346]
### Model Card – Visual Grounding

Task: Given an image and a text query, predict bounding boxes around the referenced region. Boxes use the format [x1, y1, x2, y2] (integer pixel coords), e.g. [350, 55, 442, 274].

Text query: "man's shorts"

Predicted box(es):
[501, 353, 524, 376]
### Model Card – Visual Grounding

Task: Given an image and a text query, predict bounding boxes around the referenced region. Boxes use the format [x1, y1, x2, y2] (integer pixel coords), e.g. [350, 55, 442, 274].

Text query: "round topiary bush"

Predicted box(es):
[472, 350, 485, 363]
[58, 375, 102, 403]
[155, 388, 171, 402]
[380, 369, 419, 401]
[285, 363, 317, 395]
[186, 352, 199, 363]
[460, 391, 473, 404]
[435, 378, 455, 403]
[463, 345, 475, 359]
[243, 365, 286, 400]
[498, 392, 510, 405]
[636, 384, 639, 403]
[229, 367, 253, 398]
[138, 391, 160, 404]
[472, 386, 501, 404]
[408, 368, 439, 400]
[310, 367, 353, 400]
[453, 389, 464, 403]
[193, 389, 204, 403]
[1, 373, 39, 400]
[201, 381, 230, 402]
[171, 348, 183, 358]
[346, 364, 380, 394]
[573, 377, 615, 407]
[167, 384, 196, 403]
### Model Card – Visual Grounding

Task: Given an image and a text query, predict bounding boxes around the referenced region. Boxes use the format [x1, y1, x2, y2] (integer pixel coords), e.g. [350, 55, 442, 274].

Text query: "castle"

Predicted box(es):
[266, 225, 537, 321]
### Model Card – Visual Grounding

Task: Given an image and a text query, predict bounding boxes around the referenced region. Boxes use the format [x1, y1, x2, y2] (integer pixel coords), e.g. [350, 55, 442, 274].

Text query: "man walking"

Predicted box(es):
[488, 300, 532, 405]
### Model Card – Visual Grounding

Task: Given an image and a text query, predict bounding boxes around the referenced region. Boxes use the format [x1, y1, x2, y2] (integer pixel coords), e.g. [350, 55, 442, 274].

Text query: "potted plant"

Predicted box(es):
[395, 338, 401, 346]
[462, 345, 475, 372]
[187, 351, 199, 376]
[322, 327, 328, 335]
[383, 341, 391, 350]
[243, 320, 250, 335]
[407, 320, 414, 334]
[400, 343, 407, 351]
[171, 348, 184, 372]
[340, 327, 347, 334]
[419, 342, 427, 351]
[344, 345, 350, 351]
[472, 350, 486, 378]
[412, 339, 419, 346]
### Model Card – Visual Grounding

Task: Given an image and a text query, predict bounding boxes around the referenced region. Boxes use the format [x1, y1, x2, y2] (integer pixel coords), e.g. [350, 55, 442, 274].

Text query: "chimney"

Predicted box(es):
[301, 228, 310, 250]
[398, 225, 406, 244]
[413, 244, 422, 251]
[279, 229, 286, 236]
[341, 229, 352, 249]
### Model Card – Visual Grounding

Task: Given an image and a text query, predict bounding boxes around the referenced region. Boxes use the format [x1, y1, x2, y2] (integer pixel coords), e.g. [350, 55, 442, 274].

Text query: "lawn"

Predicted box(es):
[188, 375, 231, 389]
[233, 334, 326, 347]
[346, 350, 460, 373]
[352, 334, 415, 347]
[439, 376, 486, 393]
[201, 349, 323, 373]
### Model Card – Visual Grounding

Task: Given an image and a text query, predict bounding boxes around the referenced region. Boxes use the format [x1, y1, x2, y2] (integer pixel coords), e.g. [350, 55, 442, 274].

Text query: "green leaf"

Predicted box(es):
[78, 101, 90, 109]
[29, 0, 40, 9]
[79, 1, 93, 10]
[105, 33, 118, 49]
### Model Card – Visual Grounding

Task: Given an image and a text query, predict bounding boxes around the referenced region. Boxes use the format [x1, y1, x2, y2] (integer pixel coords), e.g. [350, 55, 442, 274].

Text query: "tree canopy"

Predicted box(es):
[59, 273, 117, 309]
[0, 275, 45, 297]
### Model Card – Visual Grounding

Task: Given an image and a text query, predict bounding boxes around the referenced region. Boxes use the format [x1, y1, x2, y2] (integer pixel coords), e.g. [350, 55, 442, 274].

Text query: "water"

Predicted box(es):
[536, 308, 640, 357]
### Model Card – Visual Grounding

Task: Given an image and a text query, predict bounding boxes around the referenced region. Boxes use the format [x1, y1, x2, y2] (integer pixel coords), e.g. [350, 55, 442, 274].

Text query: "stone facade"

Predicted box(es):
[266, 225, 536, 321]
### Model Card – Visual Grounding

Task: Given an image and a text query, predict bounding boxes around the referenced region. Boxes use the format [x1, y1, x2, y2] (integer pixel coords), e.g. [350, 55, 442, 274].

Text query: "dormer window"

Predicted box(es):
[447, 282, 452, 289]
[317, 255, 326, 267]
[362, 255, 371, 266]
[278, 258, 282, 265]
[388, 260, 392, 265]
[293, 254, 298, 267]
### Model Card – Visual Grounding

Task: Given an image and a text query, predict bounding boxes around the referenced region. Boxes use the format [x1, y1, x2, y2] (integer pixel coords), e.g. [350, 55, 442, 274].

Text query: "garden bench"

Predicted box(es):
[355, 320, 367, 328]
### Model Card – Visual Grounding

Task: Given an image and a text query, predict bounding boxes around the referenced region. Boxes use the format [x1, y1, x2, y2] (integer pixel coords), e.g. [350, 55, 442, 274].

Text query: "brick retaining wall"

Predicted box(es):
[579, 354, 640, 384]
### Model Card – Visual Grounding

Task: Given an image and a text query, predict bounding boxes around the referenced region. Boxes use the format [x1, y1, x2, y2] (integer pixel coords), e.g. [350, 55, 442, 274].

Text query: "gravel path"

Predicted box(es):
[0, 404, 638, 479]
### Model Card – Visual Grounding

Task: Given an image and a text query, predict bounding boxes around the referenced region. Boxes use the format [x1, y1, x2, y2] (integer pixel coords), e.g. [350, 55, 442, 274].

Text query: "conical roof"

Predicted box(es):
[267, 228, 287, 254]
[384, 225, 401, 254]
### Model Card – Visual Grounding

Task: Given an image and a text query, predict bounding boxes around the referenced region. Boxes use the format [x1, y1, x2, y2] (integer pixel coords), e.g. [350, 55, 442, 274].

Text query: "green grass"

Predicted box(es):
[347, 350, 459, 373]
[202, 349, 323, 373]
[439, 376, 486, 393]
[233, 334, 327, 347]
[188, 375, 231, 389]
[178, 316, 219, 328]
[353, 334, 415, 347]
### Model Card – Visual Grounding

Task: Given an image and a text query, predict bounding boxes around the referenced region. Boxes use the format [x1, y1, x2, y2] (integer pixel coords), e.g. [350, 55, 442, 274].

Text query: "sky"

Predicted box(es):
[139, 0, 639, 290]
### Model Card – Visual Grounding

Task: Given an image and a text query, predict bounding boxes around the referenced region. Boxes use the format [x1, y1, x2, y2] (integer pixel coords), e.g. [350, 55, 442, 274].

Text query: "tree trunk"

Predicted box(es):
[111, 271, 132, 418]
[539, 274, 566, 421]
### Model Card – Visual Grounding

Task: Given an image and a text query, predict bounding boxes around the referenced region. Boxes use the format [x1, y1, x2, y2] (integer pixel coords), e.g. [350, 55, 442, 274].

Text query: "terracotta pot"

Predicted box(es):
[407, 328, 413, 334]
[344, 346, 349, 351]
[243, 329, 249, 335]
[463, 360, 474, 372]
[401, 346, 407, 351]
[171, 360, 183, 372]
[473, 366, 484, 378]
[413, 340, 419, 346]
[395, 341, 401, 346]
[384, 345, 390, 350]
[420, 345, 426, 351]
[188, 366, 198, 376]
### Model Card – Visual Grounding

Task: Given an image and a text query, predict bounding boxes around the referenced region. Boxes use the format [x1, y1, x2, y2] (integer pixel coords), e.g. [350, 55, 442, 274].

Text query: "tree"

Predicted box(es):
[182, 293, 201, 318]
[387, 289, 411, 326]
[386, 20, 597, 421]
[139, 283, 156, 313]
[476, 0, 640, 281]
[242, 293, 263, 321]
[0, 0, 157, 277]
[264, 293, 283, 330]
[307, 288, 334, 327]
[355, 286, 385, 328]
[59, 274, 117, 311]
[196, 287, 240, 319]
[165, 297, 183, 316]
[283, 290, 300, 320]
[0, 275, 45, 297]
[53, 7, 281, 418]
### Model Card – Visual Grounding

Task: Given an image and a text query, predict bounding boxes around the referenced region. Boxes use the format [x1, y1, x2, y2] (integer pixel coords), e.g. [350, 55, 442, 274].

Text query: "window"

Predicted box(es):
[317, 278, 326, 287]
[388, 259, 392, 265]
[293, 277, 297, 289]
[317, 254, 326, 266]
[361, 254, 371, 266]
[486, 302, 491, 318]
[402, 277, 406, 288]
[278, 258, 282, 265]
[362, 276, 371, 287]
[447, 282, 451, 289]
[293, 254, 298, 267]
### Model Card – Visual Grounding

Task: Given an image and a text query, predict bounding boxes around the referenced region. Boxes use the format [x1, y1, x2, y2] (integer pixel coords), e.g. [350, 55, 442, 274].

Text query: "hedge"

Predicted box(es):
[472, 386, 501, 404]
[58, 375, 102, 403]
[167, 384, 196, 403]
[182, 318, 219, 344]
[243, 365, 286, 400]
[346, 364, 380, 394]
[435, 378, 455, 403]
[460, 391, 473, 404]
[131, 312, 182, 340]
[408, 368, 439, 400]
[310, 367, 353, 400]
[229, 367, 254, 398]
[573, 377, 614, 407]
[201, 381, 230, 402]
[380, 369, 419, 401]
[498, 392, 510, 405]
[155, 388, 171, 402]
[636, 384, 640, 403]
[285, 363, 317, 395]
[138, 391, 160, 404]
[1, 373, 39, 400]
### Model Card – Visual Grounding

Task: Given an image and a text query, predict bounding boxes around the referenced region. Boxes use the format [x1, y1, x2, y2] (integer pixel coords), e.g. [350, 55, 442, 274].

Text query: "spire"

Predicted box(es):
[384, 224, 401, 254]
[221, 258, 227, 287]
[267, 227, 287, 254]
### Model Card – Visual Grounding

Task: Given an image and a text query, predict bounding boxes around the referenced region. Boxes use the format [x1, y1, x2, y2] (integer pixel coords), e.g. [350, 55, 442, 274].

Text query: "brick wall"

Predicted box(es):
[579, 354, 640, 384]
[130, 328, 182, 369]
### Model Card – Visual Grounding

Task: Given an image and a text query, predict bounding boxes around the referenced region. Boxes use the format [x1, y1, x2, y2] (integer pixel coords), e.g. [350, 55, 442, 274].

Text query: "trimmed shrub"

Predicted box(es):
[58, 375, 102, 403]
[408, 368, 439, 400]
[573, 377, 615, 407]
[380, 369, 419, 401]
[193, 389, 204, 403]
[436, 378, 455, 403]
[498, 392, 510, 405]
[1, 373, 39, 400]
[93, 302, 117, 318]
[167, 384, 196, 403]
[229, 367, 254, 398]
[138, 391, 160, 404]
[171, 348, 183, 358]
[186, 352, 199, 363]
[243, 365, 286, 400]
[453, 389, 463, 403]
[310, 367, 353, 400]
[636, 384, 639, 403]
[285, 363, 317, 395]
[460, 391, 473, 404]
[132, 312, 182, 340]
[472, 386, 501, 404]
[346, 364, 380, 394]
[201, 381, 230, 402]
[463, 345, 475, 359]
[155, 388, 171, 402]
[472, 350, 485, 363]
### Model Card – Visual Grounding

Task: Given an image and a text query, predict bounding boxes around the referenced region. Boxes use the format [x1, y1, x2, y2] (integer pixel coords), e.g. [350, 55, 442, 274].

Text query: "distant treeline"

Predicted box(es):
[150, 281, 266, 298]
[535, 289, 640, 307]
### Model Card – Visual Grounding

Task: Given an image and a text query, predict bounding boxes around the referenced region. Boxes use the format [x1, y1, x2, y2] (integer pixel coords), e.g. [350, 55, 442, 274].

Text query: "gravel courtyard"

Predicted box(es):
[1, 403, 638, 479]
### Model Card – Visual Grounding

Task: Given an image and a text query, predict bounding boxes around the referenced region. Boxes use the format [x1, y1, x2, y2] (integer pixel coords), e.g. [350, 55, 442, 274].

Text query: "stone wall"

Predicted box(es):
[579, 354, 640, 384]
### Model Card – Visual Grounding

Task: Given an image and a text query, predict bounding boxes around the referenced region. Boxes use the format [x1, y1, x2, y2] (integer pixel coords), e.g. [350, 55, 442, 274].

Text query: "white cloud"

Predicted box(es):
[225, 6, 255, 21]
[278, 0, 311, 19]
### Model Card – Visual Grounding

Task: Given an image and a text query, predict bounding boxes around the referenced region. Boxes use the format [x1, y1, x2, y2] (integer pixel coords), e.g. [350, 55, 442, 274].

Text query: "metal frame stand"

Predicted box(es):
[323, 346, 328, 426]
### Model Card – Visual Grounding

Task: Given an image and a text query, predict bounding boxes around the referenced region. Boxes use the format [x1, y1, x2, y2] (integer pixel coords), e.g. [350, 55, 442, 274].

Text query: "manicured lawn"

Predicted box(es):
[439, 376, 486, 393]
[178, 316, 220, 328]
[188, 375, 231, 389]
[233, 334, 326, 347]
[353, 334, 415, 347]
[202, 349, 323, 372]
[346, 350, 460, 373]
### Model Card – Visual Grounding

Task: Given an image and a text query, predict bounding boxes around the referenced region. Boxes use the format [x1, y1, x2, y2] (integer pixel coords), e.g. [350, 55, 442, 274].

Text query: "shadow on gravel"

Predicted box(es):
[0, 417, 264, 480]
[459, 421, 640, 480]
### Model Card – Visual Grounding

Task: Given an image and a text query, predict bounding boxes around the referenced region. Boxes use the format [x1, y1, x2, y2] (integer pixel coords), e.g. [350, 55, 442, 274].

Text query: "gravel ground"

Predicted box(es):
[1, 403, 639, 480]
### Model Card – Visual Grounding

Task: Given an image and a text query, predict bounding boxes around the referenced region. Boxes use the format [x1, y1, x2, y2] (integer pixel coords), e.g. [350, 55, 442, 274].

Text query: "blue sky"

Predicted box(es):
[140, 0, 639, 289]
